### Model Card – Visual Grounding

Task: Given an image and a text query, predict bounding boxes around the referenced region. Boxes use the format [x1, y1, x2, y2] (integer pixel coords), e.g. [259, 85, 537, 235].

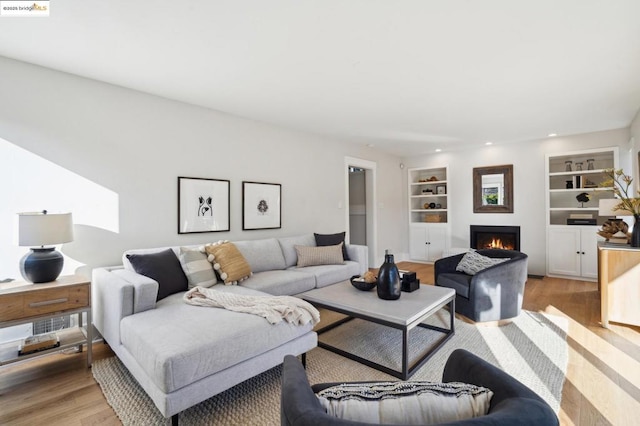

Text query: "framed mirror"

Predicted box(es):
[473, 164, 513, 213]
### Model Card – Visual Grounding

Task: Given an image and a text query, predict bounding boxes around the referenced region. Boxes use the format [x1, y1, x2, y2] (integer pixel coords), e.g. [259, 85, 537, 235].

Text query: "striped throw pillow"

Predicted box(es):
[295, 243, 345, 267]
[179, 247, 218, 288]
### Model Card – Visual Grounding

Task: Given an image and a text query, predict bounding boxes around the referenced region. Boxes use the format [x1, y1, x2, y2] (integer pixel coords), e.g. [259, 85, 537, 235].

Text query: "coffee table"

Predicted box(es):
[299, 281, 455, 380]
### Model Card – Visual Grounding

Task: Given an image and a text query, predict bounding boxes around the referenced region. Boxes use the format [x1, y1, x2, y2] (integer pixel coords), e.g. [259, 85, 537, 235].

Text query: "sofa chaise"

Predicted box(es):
[92, 233, 368, 423]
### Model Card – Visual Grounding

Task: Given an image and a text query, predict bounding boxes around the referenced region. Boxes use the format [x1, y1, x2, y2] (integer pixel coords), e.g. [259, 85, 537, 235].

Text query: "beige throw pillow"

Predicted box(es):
[205, 241, 252, 285]
[179, 247, 217, 289]
[295, 243, 344, 267]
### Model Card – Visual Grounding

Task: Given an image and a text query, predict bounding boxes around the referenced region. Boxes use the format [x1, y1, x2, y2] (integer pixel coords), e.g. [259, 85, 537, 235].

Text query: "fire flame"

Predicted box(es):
[484, 238, 513, 250]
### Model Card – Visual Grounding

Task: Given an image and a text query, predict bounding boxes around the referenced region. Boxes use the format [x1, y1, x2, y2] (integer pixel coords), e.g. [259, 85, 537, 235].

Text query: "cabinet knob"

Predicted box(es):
[576, 251, 580, 254]
[582, 252, 585, 255]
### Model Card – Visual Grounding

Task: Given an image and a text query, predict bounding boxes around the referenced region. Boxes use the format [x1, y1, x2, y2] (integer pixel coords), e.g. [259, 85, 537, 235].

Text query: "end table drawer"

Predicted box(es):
[0, 285, 89, 322]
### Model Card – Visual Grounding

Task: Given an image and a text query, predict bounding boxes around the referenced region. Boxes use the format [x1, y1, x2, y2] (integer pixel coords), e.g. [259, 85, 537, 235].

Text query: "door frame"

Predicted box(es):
[344, 156, 377, 267]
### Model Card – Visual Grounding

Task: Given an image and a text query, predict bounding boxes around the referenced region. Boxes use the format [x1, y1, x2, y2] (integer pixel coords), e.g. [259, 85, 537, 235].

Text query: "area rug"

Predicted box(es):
[93, 310, 568, 425]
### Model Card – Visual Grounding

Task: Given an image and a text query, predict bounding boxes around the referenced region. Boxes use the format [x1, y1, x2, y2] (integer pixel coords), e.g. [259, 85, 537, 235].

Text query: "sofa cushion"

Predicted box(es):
[234, 238, 286, 273]
[278, 234, 316, 267]
[205, 241, 252, 284]
[291, 261, 360, 288]
[179, 247, 218, 289]
[316, 381, 493, 424]
[437, 272, 472, 299]
[119, 285, 314, 393]
[315, 232, 350, 261]
[126, 249, 188, 301]
[295, 244, 345, 267]
[456, 251, 509, 275]
[240, 270, 316, 296]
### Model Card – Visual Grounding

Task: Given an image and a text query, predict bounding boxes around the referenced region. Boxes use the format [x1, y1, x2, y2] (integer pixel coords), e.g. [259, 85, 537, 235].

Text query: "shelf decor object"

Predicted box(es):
[242, 181, 282, 230]
[178, 177, 230, 234]
[18, 211, 73, 283]
[601, 168, 640, 247]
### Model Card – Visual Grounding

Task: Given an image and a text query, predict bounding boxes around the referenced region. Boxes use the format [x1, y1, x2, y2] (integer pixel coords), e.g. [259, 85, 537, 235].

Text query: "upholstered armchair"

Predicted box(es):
[434, 249, 528, 322]
[280, 349, 558, 425]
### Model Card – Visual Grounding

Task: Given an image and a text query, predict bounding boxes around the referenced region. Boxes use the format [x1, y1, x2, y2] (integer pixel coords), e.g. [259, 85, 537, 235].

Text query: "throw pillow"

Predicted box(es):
[456, 251, 509, 275]
[315, 232, 350, 261]
[295, 243, 344, 267]
[316, 381, 493, 425]
[126, 249, 188, 301]
[179, 247, 218, 289]
[205, 241, 252, 285]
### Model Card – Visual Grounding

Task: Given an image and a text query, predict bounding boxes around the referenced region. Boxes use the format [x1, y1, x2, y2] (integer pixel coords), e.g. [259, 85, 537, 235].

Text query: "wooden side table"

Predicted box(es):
[598, 243, 640, 329]
[0, 274, 92, 367]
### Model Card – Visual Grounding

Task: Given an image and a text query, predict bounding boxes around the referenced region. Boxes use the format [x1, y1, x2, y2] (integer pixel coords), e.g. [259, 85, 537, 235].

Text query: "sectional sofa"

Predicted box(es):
[92, 233, 368, 423]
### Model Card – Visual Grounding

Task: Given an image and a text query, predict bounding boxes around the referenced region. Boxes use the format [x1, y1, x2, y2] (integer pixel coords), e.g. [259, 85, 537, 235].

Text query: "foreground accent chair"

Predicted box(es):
[434, 249, 528, 322]
[280, 349, 558, 425]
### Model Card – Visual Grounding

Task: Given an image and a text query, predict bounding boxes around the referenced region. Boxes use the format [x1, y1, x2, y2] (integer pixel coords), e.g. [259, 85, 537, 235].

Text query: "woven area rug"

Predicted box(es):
[93, 310, 568, 425]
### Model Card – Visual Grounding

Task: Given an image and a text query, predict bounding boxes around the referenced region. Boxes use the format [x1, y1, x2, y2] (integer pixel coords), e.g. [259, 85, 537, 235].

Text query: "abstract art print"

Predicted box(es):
[178, 177, 230, 234]
[242, 181, 281, 230]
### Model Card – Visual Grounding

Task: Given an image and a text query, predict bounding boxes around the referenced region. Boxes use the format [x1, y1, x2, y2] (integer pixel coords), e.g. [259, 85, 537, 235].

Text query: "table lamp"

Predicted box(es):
[18, 211, 73, 283]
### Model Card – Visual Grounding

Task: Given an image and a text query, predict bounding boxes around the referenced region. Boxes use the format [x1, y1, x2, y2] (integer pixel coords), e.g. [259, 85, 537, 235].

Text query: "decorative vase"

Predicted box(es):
[631, 215, 640, 248]
[377, 250, 401, 300]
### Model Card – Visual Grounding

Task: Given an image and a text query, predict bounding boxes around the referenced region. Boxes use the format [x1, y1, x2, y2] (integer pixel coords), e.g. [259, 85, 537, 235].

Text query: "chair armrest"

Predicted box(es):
[91, 266, 158, 346]
[442, 349, 558, 425]
[346, 244, 369, 275]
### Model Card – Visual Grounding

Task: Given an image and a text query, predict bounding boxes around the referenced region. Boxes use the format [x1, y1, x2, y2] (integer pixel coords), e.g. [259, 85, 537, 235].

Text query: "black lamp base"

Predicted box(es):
[19, 248, 64, 283]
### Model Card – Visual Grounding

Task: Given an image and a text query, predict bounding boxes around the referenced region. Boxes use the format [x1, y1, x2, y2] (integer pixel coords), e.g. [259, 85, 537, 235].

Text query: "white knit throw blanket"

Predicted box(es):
[183, 286, 320, 326]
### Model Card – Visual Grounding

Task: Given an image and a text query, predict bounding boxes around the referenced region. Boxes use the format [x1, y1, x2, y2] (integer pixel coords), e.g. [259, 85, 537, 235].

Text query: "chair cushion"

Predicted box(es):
[233, 238, 287, 273]
[316, 381, 493, 425]
[456, 251, 509, 275]
[437, 272, 472, 299]
[278, 234, 316, 267]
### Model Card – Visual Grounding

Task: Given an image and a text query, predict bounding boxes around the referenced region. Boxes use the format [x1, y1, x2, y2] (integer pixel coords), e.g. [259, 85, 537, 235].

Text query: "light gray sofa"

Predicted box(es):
[92, 234, 368, 423]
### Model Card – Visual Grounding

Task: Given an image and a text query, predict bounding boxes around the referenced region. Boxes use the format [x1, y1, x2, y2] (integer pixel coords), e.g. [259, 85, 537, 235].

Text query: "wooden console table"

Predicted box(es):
[0, 274, 92, 367]
[598, 243, 640, 328]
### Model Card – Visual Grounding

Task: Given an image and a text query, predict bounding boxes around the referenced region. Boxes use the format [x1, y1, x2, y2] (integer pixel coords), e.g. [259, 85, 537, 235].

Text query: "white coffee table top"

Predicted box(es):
[299, 281, 455, 327]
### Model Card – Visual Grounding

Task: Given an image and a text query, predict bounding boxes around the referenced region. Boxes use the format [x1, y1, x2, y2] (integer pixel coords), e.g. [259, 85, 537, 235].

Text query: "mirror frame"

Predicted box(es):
[473, 164, 514, 213]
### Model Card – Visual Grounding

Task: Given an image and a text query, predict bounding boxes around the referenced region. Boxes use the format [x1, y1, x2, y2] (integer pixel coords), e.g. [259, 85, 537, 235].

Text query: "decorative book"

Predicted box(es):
[19, 333, 60, 355]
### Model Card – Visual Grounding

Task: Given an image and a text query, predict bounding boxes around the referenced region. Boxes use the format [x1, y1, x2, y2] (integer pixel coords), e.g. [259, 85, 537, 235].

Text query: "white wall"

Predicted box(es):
[0, 56, 405, 279]
[401, 128, 631, 275]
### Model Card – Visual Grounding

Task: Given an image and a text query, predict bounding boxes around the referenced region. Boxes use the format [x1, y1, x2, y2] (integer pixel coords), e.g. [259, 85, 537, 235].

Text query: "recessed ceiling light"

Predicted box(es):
[435, 148, 442, 152]
[485, 142, 493, 146]
[548, 133, 557, 137]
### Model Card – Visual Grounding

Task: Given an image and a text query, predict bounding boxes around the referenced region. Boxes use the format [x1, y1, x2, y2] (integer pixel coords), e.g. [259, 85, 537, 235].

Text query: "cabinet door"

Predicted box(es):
[426, 225, 447, 261]
[580, 229, 600, 279]
[548, 228, 581, 276]
[409, 226, 428, 261]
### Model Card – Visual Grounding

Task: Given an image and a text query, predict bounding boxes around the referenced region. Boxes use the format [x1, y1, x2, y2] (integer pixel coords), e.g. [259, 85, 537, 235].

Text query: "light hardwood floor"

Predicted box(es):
[1, 262, 639, 425]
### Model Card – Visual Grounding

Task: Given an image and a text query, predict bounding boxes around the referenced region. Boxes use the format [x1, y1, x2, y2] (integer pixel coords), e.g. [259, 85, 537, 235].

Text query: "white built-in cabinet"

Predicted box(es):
[545, 147, 617, 281]
[408, 166, 449, 262]
[547, 226, 601, 279]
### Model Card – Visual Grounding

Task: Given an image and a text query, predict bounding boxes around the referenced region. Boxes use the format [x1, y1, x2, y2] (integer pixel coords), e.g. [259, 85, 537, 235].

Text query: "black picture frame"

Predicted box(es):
[242, 181, 282, 230]
[178, 177, 230, 234]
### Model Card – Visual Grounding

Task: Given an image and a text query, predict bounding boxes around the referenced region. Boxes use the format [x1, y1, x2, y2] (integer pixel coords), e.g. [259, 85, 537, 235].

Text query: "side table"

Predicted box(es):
[0, 274, 92, 367]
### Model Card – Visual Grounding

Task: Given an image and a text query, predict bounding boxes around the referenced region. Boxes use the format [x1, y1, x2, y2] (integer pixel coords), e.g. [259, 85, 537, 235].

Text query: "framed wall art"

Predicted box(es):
[242, 181, 281, 230]
[178, 177, 230, 234]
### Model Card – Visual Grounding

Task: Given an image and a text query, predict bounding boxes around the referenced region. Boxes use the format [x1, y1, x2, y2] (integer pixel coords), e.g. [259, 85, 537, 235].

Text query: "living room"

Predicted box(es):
[2, 2, 640, 425]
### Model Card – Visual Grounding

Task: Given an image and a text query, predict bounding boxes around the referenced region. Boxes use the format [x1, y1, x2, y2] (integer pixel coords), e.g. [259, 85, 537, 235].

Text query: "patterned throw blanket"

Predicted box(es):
[183, 286, 320, 326]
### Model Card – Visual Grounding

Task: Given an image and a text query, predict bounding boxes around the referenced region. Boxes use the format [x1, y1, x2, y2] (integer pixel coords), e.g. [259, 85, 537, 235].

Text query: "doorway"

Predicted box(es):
[344, 157, 377, 267]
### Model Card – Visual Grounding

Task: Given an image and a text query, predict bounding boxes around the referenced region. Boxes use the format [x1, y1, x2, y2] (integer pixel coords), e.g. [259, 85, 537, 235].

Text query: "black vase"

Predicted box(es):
[631, 215, 640, 248]
[377, 250, 401, 300]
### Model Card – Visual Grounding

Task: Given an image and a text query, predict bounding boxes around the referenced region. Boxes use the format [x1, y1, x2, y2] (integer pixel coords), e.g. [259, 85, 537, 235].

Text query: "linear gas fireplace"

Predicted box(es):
[470, 225, 520, 251]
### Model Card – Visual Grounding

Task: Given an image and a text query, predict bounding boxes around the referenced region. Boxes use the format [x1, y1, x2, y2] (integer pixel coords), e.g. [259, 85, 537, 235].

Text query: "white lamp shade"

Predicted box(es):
[598, 199, 633, 217]
[18, 212, 74, 246]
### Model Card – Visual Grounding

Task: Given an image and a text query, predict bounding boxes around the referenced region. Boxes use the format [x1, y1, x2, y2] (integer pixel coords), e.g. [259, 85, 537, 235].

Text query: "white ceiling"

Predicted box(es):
[2, 1, 640, 156]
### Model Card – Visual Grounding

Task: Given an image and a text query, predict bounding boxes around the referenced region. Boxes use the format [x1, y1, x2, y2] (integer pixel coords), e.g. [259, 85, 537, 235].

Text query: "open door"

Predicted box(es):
[345, 157, 377, 266]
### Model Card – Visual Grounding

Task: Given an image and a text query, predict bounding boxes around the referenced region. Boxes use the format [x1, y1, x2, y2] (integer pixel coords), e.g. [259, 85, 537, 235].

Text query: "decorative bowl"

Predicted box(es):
[350, 275, 377, 291]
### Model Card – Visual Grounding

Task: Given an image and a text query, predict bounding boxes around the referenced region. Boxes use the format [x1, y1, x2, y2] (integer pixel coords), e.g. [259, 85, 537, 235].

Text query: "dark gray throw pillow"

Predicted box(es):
[127, 249, 188, 301]
[314, 232, 350, 261]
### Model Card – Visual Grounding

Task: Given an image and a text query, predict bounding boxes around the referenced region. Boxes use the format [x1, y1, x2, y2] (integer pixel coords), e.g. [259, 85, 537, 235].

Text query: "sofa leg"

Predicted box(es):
[301, 353, 307, 369]
[172, 413, 179, 426]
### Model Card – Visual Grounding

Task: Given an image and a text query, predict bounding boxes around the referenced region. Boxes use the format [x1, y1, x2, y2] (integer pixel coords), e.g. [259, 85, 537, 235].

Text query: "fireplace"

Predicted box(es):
[470, 225, 520, 251]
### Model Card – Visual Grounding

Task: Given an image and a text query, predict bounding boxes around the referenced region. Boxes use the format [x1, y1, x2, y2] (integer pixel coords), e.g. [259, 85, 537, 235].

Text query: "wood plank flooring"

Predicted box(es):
[1, 261, 638, 425]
